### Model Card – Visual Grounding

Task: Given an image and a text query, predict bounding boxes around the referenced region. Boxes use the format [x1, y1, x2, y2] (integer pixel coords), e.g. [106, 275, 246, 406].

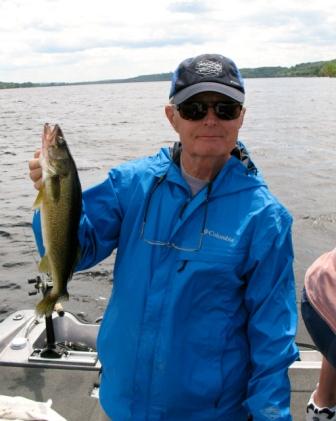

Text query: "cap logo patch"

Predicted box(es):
[195, 59, 222, 77]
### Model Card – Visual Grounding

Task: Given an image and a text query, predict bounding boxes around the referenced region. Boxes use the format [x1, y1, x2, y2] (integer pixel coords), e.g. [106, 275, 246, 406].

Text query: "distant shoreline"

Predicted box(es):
[1, 58, 335, 90]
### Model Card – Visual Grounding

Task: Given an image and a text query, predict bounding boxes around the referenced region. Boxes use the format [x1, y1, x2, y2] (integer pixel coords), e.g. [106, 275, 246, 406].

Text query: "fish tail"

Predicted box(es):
[35, 291, 69, 317]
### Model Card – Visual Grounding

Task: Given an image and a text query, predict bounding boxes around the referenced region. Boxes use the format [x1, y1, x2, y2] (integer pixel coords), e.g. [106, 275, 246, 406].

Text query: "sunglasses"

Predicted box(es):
[176, 101, 242, 121]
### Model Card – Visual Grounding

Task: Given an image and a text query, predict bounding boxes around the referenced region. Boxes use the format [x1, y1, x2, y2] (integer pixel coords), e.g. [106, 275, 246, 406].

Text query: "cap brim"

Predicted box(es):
[170, 81, 244, 105]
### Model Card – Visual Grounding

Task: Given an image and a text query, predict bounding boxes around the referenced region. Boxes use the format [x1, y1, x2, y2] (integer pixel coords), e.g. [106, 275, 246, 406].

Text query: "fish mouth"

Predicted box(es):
[43, 124, 55, 152]
[43, 123, 64, 147]
[41, 123, 69, 169]
[43, 123, 66, 157]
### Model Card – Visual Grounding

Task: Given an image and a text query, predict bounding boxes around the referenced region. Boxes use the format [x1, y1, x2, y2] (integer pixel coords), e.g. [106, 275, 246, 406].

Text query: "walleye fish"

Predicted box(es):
[33, 123, 82, 316]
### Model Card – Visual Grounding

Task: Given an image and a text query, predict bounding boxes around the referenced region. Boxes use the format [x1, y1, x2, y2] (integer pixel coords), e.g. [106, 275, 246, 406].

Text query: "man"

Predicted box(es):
[29, 53, 299, 420]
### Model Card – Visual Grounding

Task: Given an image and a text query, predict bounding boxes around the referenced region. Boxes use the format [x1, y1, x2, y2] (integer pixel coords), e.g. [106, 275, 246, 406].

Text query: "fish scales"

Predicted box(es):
[33, 123, 82, 316]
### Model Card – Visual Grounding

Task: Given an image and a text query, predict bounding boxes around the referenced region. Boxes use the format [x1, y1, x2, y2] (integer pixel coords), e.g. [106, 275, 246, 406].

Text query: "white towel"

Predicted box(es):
[0, 395, 66, 421]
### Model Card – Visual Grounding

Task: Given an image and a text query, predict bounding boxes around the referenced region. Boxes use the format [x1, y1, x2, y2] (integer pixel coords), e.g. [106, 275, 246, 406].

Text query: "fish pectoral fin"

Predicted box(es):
[32, 189, 44, 210]
[38, 255, 50, 273]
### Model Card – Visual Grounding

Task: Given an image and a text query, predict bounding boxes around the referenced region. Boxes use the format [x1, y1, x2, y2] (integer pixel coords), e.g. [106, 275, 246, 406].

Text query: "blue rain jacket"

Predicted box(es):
[33, 143, 298, 421]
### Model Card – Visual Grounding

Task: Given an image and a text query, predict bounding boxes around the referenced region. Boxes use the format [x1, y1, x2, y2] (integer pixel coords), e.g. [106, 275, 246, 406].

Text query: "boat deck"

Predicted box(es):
[291, 350, 320, 420]
[0, 365, 102, 421]
[0, 310, 321, 420]
[0, 355, 320, 421]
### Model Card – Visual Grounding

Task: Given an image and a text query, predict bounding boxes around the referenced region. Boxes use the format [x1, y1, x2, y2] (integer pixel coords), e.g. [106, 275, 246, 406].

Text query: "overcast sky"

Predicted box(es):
[1, 0, 335, 83]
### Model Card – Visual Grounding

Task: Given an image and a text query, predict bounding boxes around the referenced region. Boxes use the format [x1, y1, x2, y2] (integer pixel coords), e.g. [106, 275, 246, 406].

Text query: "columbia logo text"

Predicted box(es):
[204, 229, 234, 243]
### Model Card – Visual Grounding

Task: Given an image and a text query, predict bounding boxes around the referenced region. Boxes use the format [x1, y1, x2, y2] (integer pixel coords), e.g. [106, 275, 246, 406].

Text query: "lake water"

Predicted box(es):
[1, 78, 336, 344]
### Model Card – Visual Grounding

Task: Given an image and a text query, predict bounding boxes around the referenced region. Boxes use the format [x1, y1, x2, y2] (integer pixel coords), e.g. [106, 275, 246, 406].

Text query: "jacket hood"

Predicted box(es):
[155, 141, 267, 197]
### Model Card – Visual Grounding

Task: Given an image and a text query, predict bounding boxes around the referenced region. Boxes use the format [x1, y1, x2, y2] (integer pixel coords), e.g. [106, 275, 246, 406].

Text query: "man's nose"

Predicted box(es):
[203, 106, 218, 124]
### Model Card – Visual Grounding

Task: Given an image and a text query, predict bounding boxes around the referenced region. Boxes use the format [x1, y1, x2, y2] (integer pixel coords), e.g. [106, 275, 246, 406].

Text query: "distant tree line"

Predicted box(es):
[1, 59, 336, 90]
[0, 81, 66, 89]
[0, 81, 36, 89]
[241, 59, 336, 78]
[319, 61, 336, 77]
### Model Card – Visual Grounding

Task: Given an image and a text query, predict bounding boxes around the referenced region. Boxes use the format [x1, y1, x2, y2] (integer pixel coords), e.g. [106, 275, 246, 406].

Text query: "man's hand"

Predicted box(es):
[29, 150, 42, 190]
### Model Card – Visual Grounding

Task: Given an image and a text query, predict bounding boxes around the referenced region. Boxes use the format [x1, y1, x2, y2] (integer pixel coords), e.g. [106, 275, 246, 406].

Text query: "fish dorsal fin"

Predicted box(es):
[38, 255, 50, 273]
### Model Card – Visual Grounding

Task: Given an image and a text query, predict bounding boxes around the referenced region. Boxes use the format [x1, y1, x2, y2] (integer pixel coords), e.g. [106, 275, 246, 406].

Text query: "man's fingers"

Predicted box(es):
[29, 151, 42, 190]
[34, 179, 43, 191]
[34, 149, 41, 159]
[29, 158, 41, 171]
[29, 167, 42, 184]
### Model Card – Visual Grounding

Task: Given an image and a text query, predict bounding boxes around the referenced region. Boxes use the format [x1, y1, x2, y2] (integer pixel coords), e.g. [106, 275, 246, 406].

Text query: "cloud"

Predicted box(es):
[247, 8, 336, 47]
[168, 0, 209, 14]
[245, 8, 331, 28]
[0, 0, 335, 83]
[32, 34, 208, 54]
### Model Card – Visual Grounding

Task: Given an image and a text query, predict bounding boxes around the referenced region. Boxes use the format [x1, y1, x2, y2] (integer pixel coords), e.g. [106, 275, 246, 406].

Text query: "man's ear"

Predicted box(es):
[238, 107, 246, 129]
[165, 105, 178, 132]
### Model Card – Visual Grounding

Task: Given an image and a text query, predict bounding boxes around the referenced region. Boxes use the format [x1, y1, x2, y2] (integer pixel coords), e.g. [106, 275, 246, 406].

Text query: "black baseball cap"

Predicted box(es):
[169, 53, 245, 105]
